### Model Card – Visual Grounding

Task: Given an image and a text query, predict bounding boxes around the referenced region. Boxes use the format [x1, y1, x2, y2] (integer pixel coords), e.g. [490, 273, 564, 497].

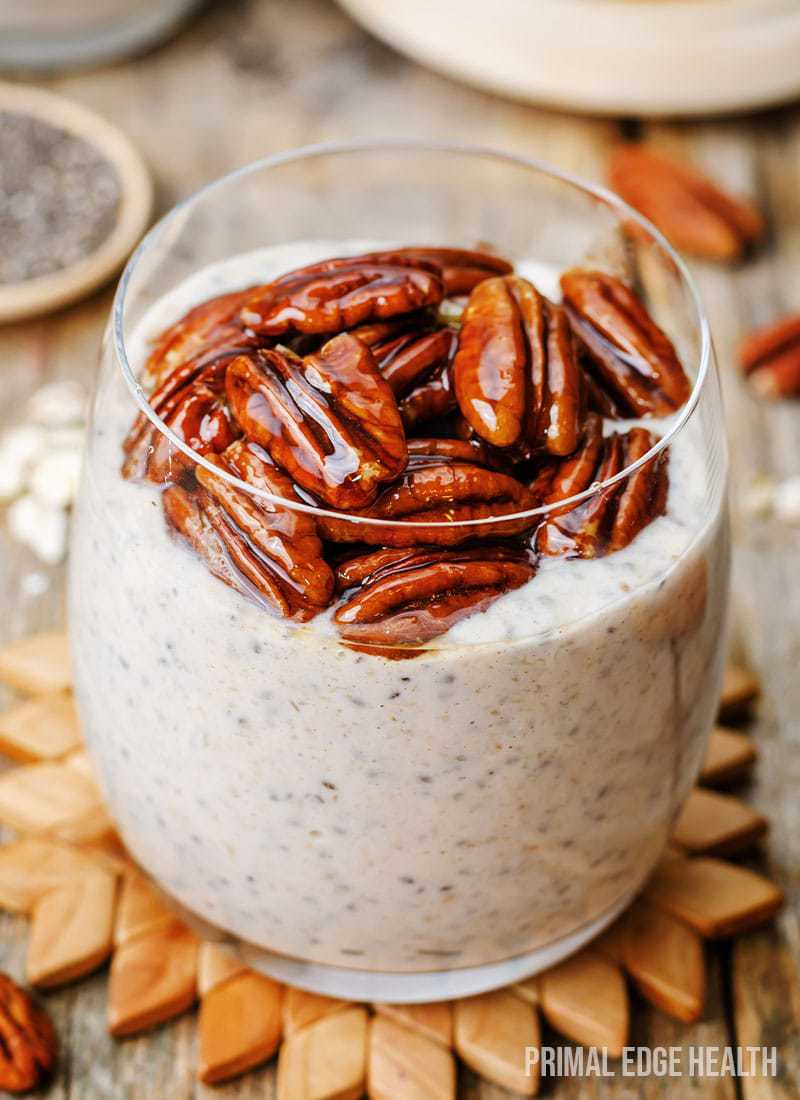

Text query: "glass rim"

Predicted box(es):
[113, 138, 713, 530]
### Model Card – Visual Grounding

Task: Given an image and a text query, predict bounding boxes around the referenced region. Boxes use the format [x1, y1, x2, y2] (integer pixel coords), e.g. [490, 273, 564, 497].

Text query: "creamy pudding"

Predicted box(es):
[69, 241, 728, 975]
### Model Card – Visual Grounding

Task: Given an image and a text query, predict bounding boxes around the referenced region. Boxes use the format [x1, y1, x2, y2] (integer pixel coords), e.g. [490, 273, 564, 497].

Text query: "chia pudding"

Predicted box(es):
[69, 241, 728, 974]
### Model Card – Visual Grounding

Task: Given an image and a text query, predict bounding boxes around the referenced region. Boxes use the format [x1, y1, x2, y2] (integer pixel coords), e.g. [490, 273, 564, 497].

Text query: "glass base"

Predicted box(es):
[187, 887, 639, 1004]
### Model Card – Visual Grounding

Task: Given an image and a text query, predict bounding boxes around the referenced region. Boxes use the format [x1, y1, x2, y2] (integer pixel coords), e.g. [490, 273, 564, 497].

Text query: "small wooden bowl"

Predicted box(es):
[0, 82, 153, 325]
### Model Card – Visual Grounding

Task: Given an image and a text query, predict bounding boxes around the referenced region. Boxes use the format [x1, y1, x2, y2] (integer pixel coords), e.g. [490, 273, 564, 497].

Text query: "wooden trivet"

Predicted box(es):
[0, 632, 784, 1098]
[0, 82, 152, 325]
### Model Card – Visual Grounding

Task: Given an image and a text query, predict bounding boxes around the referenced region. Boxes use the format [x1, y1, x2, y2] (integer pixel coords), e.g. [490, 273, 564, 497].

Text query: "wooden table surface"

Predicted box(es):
[1, 1, 798, 1096]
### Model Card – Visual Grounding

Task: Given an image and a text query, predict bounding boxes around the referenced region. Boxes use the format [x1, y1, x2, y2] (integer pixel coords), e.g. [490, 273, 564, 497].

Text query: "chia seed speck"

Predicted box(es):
[0, 110, 120, 285]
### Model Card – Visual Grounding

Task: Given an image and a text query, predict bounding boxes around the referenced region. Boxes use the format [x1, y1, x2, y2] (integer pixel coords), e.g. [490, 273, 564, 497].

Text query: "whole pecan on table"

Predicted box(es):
[534, 423, 669, 558]
[224, 333, 407, 510]
[561, 269, 691, 417]
[334, 545, 537, 655]
[453, 275, 583, 455]
[739, 314, 800, 400]
[0, 973, 57, 1093]
[608, 144, 764, 264]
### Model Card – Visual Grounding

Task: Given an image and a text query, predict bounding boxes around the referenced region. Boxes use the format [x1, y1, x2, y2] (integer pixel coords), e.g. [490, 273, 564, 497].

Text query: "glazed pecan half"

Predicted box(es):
[0, 973, 57, 1093]
[362, 324, 459, 430]
[453, 276, 583, 455]
[265, 246, 511, 298]
[406, 436, 507, 470]
[239, 261, 443, 336]
[531, 413, 605, 506]
[164, 441, 334, 619]
[122, 350, 242, 483]
[358, 247, 512, 295]
[561, 269, 691, 417]
[609, 145, 764, 263]
[225, 333, 407, 509]
[536, 426, 668, 557]
[739, 313, 800, 399]
[319, 460, 534, 547]
[334, 545, 536, 652]
[143, 288, 256, 389]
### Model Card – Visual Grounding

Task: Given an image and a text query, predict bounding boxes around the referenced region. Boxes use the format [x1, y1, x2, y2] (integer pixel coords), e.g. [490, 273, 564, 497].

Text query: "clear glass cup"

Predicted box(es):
[69, 142, 729, 1001]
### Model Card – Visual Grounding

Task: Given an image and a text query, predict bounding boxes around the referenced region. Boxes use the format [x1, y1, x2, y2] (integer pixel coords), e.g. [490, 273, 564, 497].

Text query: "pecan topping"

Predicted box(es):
[122, 245, 681, 640]
[163, 447, 333, 621]
[561, 269, 691, 416]
[371, 327, 456, 398]
[609, 429, 669, 552]
[225, 333, 407, 509]
[0, 973, 57, 1093]
[739, 313, 800, 400]
[334, 545, 536, 653]
[453, 276, 583, 454]
[536, 427, 668, 557]
[319, 461, 534, 547]
[361, 324, 459, 430]
[531, 413, 605, 505]
[580, 364, 627, 419]
[143, 288, 255, 389]
[195, 441, 334, 613]
[358, 247, 512, 295]
[399, 364, 457, 432]
[123, 351, 242, 483]
[162, 484, 243, 594]
[239, 262, 443, 336]
[609, 145, 764, 263]
[407, 436, 507, 470]
[335, 547, 424, 590]
[267, 246, 511, 297]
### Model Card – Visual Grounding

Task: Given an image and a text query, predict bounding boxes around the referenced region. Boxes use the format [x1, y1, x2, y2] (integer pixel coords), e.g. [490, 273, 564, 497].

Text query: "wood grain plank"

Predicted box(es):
[642, 115, 800, 1100]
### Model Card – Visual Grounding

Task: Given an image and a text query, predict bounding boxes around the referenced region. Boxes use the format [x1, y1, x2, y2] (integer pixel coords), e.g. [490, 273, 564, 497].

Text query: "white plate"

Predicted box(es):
[337, 0, 800, 117]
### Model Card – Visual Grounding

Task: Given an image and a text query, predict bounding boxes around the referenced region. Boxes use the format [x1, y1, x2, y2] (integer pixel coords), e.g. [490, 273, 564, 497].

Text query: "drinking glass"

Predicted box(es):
[69, 142, 729, 1001]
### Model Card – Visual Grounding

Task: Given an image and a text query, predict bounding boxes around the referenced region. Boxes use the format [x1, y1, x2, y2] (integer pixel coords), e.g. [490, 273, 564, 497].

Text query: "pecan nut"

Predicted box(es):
[143, 288, 255, 389]
[225, 334, 407, 509]
[359, 324, 459, 430]
[196, 440, 335, 613]
[0, 973, 57, 1093]
[453, 276, 583, 454]
[739, 313, 800, 399]
[536, 426, 668, 557]
[164, 441, 334, 620]
[531, 413, 605, 506]
[267, 246, 511, 298]
[319, 460, 534, 547]
[123, 351, 242, 483]
[561, 269, 691, 417]
[609, 144, 764, 263]
[407, 436, 507, 470]
[239, 261, 443, 336]
[334, 545, 537, 652]
[357, 246, 512, 295]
